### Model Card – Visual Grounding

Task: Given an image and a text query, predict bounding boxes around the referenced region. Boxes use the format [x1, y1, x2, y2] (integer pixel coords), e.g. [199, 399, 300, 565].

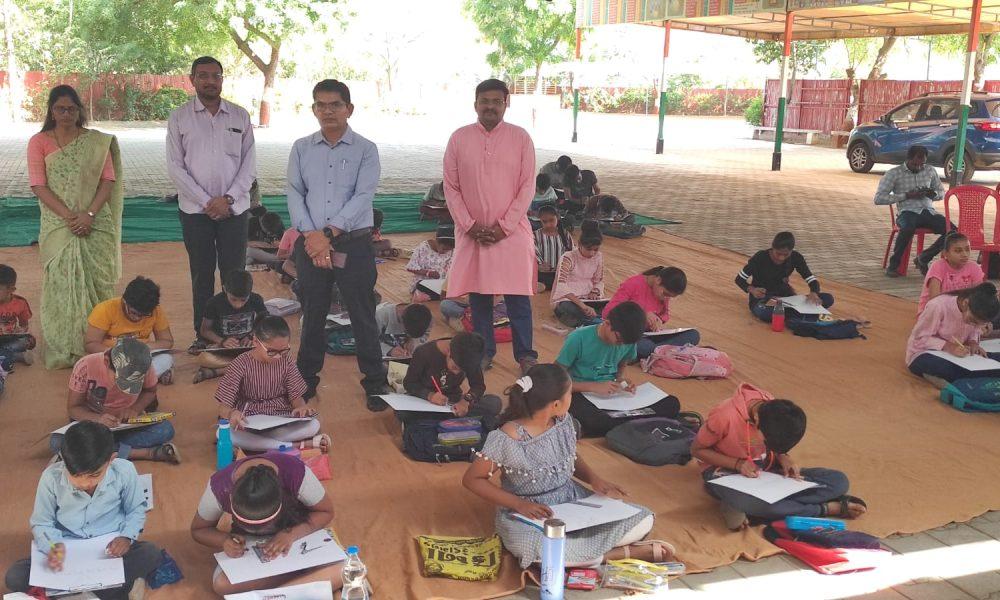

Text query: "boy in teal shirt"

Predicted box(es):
[557, 302, 675, 436]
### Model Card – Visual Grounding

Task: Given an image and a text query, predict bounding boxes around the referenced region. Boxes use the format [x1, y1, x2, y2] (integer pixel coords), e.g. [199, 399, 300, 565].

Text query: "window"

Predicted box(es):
[920, 99, 958, 121]
[888, 102, 924, 124]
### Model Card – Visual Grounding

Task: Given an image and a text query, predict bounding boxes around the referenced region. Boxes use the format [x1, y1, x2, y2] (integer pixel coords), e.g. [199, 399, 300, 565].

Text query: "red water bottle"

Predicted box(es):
[771, 301, 785, 332]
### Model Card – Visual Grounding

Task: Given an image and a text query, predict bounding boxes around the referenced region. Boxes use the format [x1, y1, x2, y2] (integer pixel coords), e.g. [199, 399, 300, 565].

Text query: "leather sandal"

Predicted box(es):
[621, 539, 676, 562]
[301, 433, 331, 454]
[153, 443, 181, 465]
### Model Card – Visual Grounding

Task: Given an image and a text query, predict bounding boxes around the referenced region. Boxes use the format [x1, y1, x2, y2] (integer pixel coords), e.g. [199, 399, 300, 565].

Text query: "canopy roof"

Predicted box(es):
[577, 0, 1000, 40]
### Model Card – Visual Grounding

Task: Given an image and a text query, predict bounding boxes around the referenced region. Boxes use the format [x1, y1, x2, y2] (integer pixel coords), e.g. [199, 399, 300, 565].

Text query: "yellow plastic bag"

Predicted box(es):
[416, 534, 502, 582]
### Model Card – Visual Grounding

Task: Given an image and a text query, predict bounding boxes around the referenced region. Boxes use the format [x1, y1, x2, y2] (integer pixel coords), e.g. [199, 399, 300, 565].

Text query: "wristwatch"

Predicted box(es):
[86, 210, 96, 218]
[323, 226, 337, 241]
[224, 194, 235, 206]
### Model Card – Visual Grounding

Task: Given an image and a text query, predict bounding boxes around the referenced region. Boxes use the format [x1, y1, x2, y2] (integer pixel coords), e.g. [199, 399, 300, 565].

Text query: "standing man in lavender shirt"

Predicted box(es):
[167, 56, 256, 348]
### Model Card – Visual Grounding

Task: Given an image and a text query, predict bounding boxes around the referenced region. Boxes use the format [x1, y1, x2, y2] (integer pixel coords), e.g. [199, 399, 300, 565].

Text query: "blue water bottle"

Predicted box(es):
[216, 419, 233, 470]
[540, 519, 566, 600]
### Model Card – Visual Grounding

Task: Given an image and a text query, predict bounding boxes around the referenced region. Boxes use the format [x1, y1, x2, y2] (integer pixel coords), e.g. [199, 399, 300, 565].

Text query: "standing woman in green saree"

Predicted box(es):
[27, 85, 124, 369]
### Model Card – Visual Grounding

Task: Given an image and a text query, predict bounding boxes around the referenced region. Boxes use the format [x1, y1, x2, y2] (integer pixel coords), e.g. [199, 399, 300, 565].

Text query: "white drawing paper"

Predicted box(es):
[215, 529, 346, 585]
[582, 382, 666, 411]
[417, 278, 446, 295]
[644, 327, 694, 338]
[378, 393, 453, 413]
[224, 580, 334, 600]
[29, 533, 125, 593]
[242, 414, 312, 431]
[708, 471, 819, 504]
[139, 473, 153, 511]
[777, 295, 831, 315]
[513, 494, 641, 532]
[926, 350, 1000, 372]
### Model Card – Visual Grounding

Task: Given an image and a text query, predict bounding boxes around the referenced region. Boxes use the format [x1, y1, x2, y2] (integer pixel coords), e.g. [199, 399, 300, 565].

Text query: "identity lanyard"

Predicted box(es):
[746, 418, 774, 471]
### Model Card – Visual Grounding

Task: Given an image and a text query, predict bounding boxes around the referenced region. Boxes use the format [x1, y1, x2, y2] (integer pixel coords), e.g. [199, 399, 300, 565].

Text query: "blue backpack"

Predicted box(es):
[940, 378, 1000, 412]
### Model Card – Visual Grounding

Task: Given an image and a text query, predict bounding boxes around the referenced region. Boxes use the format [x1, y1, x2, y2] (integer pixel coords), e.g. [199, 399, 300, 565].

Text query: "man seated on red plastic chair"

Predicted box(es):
[874, 145, 953, 278]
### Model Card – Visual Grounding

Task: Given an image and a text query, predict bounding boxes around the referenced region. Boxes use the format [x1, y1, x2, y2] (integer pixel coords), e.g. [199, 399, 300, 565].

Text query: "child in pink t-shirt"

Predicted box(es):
[602, 266, 700, 358]
[917, 232, 984, 314]
[691, 383, 867, 530]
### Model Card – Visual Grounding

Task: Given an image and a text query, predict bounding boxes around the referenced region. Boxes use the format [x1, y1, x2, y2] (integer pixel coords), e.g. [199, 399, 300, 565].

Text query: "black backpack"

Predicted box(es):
[606, 413, 703, 466]
[787, 319, 865, 340]
[568, 392, 681, 438]
[402, 419, 485, 464]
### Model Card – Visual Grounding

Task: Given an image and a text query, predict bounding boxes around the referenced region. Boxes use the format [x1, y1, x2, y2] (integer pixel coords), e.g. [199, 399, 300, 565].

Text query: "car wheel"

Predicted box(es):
[944, 150, 976, 184]
[848, 142, 874, 173]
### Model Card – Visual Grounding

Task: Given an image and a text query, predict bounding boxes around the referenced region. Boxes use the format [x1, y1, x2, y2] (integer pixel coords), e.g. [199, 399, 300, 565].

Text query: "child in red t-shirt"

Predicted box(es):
[0, 264, 35, 365]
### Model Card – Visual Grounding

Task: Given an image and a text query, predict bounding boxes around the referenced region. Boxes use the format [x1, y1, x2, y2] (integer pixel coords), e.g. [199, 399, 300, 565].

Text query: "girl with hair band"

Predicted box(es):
[190, 455, 342, 595]
[462, 364, 674, 568]
[551, 220, 605, 328]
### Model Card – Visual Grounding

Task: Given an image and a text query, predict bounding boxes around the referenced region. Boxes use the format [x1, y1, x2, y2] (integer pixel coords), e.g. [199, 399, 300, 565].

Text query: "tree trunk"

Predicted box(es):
[534, 62, 543, 95]
[974, 33, 995, 90]
[1, 0, 21, 122]
[259, 45, 279, 128]
[866, 36, 897, 80]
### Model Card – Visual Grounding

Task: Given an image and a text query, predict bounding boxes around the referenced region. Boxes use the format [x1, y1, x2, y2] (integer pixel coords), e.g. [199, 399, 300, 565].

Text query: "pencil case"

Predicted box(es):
[785, 516, 846, 531]
[437, 431, 482, 446]
[437, 418, 482, 433]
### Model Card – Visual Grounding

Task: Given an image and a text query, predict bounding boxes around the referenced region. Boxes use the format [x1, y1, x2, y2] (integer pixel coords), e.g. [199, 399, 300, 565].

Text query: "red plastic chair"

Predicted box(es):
[944, 184, 1000, 277]
[883, 204, 933, 275]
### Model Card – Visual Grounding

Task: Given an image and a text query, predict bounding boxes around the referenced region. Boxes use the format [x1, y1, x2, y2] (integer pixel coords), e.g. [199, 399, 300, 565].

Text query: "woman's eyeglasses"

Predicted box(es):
[52, 106, 80, 115]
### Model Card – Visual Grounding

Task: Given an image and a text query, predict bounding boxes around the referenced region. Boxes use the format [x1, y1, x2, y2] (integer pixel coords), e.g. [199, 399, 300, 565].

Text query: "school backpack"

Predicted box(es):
[569, 393, 681, 438]
[641, 344, 733, 379]
[599, 221, 646, 239]
[402, 418, 485, 463]
[325, 325, 356, 356]
[461, 305, 512, 344]
[940, 378, 1000, 412]
[606, 412, 703, 466]
[787, 319, 865, 340]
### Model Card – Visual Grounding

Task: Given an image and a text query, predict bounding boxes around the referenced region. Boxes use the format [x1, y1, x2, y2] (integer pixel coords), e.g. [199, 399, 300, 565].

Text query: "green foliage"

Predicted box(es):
[684, 93, 721, 116]
[748, 39, 831, 77]
[744, 96, 764, 126]
[463, 0, 576, 81]
[662, 73, 703, 114]
[145, 86, 191, 120]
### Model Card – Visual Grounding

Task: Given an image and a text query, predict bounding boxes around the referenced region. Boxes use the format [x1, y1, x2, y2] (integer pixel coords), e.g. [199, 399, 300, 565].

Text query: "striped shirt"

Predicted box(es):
[534, 229, 572, 270]
[551, 248, 604, 305]
[214, 351, 308, 417]
[873, 164, 944, 215]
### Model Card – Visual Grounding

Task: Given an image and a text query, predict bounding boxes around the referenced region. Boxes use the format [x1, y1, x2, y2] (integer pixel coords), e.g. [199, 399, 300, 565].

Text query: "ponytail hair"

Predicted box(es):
[537, 204, 573, 250]
[500, 363, 571, 423]
[950, 282, 1000, 322]
[578, 219, 602, 248]
[231, 465, 308, 533]
[642, 265, 687, 295]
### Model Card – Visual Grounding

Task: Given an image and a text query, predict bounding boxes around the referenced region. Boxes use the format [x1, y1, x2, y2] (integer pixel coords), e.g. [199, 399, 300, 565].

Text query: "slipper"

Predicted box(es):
[621, 539, 676, 562]
[192, 367, 221, 384]
[301, 433, 331, 454]
[720, 502, 749, 530]
[153, 443, 181, 465]
[834, 494, 867, 518]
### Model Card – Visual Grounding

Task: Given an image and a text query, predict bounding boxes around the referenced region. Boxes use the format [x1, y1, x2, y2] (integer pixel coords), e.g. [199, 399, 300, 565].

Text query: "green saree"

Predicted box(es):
[39, 130, 124, 369]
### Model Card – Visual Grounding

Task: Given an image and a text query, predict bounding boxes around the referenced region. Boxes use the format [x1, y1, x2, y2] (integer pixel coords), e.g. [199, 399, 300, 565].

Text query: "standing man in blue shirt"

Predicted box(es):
[287, 79, 388, 409]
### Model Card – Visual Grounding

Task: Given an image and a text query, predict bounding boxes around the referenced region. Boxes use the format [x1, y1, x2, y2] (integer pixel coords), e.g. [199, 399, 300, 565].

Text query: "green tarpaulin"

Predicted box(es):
[0, 195, 674, 247]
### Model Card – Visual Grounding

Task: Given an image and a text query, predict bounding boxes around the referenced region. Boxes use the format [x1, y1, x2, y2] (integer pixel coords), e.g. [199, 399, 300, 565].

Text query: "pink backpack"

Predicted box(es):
[641, 344, 733, 379]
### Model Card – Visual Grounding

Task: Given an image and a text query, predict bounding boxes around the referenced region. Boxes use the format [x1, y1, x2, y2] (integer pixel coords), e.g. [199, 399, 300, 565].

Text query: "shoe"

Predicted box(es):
[128, 577, 146, 600]
[366, 384, 390, 412]
[518, 356, 538, 376]
[884, 267, 901, 278]
[914, 255, 929, 276]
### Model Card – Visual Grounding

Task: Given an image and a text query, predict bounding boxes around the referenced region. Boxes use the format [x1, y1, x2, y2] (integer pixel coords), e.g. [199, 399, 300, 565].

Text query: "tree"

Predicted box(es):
[464, 0, 576, 93]
[749, 39, 831, 85]
[366, 31, 420, 94]
[842, 36, 897, 125]
[215, 0, 348, 126]
[1, 0, 22, 122]
[929, 33, 1000, 89]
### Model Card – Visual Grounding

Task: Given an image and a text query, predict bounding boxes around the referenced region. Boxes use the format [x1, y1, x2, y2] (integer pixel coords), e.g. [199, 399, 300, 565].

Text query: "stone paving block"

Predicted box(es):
[950, 572, 1000, 600]
[729, 554, 801, 579]
[881, 531, 948, 555]
[849, 589, 911, 600]
[679, 564, 743, 591]
[893, 579, 978, 600]
[970, 515, 1000, 537]
[926, 523, 995, 547]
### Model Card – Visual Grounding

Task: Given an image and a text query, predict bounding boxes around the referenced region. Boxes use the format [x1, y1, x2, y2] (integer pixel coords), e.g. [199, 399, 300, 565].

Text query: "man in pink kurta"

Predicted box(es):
[444, 79, 538, 373]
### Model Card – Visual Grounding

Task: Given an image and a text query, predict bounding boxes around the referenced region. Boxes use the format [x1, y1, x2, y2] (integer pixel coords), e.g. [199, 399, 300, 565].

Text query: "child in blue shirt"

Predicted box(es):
[5, 421, 162, 599]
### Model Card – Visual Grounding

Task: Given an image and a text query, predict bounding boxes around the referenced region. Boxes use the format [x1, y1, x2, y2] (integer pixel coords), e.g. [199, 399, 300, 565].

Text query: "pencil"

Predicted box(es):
[431, 376, 443, 395]
[952, 337, 968, 350]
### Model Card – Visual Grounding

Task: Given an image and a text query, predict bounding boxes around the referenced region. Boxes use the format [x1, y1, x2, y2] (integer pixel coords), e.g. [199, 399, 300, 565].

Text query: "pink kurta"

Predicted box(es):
[443, 121, 536, 297]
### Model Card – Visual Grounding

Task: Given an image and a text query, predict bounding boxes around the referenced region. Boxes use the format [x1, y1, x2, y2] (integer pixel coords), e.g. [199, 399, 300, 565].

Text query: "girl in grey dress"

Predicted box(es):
[463, 364, 674, 568]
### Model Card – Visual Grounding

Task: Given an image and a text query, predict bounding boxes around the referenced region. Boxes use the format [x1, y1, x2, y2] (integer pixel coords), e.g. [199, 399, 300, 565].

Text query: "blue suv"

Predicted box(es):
[847, 92, 1000, 182]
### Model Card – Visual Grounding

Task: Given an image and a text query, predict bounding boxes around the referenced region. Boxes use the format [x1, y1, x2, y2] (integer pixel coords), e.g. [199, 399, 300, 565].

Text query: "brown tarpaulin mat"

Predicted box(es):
[1, 230, 999, 599]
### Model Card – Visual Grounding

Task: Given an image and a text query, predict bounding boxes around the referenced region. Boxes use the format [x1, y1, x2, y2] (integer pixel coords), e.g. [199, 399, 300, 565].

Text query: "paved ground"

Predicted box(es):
[4, 111, 1000, 599]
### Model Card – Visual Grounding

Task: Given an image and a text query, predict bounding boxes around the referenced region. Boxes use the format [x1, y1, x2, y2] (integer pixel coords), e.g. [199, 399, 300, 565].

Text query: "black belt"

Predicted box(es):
[331, 227, 372, 244]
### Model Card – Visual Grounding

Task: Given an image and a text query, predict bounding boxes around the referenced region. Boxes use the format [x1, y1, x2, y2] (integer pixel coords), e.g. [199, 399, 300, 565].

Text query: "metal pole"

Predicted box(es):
[656, 20, 671, 154]
[953, 0, 982, 185]
[926, 38, 932, 80]
[572, 27, 581, 143]
[773, 11, 793, 171]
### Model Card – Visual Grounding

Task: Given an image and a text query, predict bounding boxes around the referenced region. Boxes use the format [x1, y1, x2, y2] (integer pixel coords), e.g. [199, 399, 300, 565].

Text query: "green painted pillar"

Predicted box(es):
[953, 104, 971, 185]
[572, 89, 579, 143]
[773, 12, 793, 172]
[656, 91, 667, 154]
[953, 0, 981, 185]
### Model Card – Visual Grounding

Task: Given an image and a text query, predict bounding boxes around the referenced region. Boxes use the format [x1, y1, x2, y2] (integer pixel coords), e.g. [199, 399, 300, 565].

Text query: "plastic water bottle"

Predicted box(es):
[771, 300, 786, 333]
[277, 444, 301, 458]
[540, 519, 566, 600]
[216, 419, 233, 470]
[341, 545, 369, 600]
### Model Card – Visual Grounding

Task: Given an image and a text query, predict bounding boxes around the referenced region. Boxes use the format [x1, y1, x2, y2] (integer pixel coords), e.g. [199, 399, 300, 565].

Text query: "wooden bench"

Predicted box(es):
[752, 126, 822, 145]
